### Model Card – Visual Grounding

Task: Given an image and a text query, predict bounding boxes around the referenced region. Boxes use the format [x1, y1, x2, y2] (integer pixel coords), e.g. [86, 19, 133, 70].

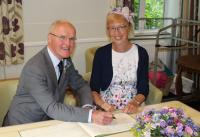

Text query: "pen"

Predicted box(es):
[112, 114, 116, 119]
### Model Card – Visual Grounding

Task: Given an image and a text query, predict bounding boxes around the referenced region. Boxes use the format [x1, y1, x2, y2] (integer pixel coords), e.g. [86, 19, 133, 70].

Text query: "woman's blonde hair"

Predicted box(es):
[106, 13, 134, 37]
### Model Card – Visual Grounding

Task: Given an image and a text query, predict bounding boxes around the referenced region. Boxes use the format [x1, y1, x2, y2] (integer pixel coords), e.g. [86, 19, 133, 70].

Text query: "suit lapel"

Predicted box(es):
[41, 47, 65, 102]
[43, 47, 58, 85]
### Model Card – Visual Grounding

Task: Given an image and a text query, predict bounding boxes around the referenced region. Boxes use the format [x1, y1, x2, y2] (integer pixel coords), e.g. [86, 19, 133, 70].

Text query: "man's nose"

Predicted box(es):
[63, 38, 71, 45]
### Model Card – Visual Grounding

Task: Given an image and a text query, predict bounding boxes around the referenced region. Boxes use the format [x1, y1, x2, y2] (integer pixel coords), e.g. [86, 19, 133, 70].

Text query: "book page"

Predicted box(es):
[20, 122, 90, 137]
[79, 113, 136, 137]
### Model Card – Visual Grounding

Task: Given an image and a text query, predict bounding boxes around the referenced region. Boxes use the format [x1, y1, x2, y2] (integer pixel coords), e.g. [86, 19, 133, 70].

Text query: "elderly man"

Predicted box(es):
[3, 20, 113, 126]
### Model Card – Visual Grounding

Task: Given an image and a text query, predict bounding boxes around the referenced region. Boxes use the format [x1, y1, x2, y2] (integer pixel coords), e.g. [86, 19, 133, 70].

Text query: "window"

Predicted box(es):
[133, 0, 165, 30]
[110, 0, 170, 34]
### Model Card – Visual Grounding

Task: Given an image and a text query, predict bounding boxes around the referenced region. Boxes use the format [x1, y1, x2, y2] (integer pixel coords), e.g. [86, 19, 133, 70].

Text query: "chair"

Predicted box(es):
[0, 78, 18, 126]
[85, 46, 101, 73]
[84, 46, 163, 105]
[175, 55, 200, 102]
[0, 78, 76, 126]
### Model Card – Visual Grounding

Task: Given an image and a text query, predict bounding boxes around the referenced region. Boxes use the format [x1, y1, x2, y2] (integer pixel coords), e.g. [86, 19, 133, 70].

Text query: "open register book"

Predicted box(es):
[19, 113, 135, 137]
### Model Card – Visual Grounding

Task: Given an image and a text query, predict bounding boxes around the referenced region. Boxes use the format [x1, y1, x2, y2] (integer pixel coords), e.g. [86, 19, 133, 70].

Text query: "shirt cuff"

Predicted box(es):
[82, 104, 94, 123]
[82, 104, 93, 109]
[88, 109, 93, 123]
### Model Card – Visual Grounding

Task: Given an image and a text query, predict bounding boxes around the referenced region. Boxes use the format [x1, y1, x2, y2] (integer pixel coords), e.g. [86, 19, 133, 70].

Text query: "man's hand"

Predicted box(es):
[91, 110, 113, 125]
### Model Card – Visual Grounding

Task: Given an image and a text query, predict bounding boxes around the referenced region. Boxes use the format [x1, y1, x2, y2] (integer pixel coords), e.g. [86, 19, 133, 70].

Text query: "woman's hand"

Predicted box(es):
[122, 101, 139, 114]
[122, 94, 145, 114]
[101, 102, 116, 112]
[92, 91, 116, 112]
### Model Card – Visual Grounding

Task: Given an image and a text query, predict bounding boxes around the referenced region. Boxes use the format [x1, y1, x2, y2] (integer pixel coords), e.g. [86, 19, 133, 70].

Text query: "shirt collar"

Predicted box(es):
[47, 47, 60, 68]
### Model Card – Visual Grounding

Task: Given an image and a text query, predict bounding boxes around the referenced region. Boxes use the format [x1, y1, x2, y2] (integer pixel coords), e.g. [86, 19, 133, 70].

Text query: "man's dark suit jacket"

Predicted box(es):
[3, 47, 93, 126]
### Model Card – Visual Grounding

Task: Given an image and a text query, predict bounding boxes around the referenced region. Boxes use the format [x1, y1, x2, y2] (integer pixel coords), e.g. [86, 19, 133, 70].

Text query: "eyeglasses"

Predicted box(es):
[108, 25, 128, 32]
[49, 33, 76, 42]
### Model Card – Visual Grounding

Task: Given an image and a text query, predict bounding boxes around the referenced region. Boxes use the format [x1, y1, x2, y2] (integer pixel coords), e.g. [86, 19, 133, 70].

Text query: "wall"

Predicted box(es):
[0, 0, 178, 79]
[1, 0, 110, 79]
[23, 0, 110, 41]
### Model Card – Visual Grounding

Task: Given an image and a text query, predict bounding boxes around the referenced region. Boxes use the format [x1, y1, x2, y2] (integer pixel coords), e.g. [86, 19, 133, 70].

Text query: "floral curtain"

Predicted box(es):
[0, 0, 24, 65]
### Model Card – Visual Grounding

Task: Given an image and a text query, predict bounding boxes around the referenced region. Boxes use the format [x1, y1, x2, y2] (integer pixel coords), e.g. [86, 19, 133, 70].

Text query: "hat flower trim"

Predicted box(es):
[111, 6, 134, 23]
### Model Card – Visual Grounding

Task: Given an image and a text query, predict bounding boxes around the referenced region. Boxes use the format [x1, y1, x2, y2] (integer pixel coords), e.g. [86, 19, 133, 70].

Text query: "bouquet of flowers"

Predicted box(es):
[131, 107, 200, 137]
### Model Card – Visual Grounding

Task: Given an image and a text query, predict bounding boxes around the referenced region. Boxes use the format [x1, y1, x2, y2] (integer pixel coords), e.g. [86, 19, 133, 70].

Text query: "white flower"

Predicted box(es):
[143, 129, 151, 137]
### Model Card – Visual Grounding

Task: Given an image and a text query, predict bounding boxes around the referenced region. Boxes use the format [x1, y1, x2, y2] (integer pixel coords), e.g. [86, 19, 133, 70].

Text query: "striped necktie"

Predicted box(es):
[58, 61, 63, 83]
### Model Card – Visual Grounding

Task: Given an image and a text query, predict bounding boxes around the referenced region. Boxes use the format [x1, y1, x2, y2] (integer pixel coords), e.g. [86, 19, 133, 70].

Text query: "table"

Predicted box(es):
[175, 55, 200, 102]
[0, 101, 199, 137]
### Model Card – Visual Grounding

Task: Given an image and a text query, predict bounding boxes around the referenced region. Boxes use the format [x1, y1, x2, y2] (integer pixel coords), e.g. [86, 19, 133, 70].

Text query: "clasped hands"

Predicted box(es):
[100, 102, 138, 114]
[100, 94, 145, 114]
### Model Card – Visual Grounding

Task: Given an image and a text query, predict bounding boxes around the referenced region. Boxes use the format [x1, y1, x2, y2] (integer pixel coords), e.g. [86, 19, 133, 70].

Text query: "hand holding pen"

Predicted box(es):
[92, 111, 114, 125]
[112, 114, 116, 119]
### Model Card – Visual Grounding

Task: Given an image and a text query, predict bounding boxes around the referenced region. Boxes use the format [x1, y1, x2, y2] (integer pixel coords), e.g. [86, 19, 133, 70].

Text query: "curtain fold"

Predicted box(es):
[0, 0, 24, 65]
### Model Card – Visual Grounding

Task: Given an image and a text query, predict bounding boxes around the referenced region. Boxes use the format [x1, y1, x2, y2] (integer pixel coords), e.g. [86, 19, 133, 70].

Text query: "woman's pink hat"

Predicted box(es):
[109, 6, 134, 23]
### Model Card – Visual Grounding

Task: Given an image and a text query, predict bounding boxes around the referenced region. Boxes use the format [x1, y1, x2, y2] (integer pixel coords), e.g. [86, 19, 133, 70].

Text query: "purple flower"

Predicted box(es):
[176, 123, 184, 136]
[160, 120, 167, 128]
[165, 126, 175, 134]
[166, 117, 174, 126]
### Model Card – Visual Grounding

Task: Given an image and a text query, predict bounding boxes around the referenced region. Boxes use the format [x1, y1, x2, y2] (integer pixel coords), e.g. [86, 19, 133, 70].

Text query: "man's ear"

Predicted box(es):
[47, 34, 53, 45]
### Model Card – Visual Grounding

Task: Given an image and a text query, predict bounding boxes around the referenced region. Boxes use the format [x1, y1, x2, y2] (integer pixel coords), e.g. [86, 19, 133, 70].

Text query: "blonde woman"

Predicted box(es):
[90, 7, 149, 114]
